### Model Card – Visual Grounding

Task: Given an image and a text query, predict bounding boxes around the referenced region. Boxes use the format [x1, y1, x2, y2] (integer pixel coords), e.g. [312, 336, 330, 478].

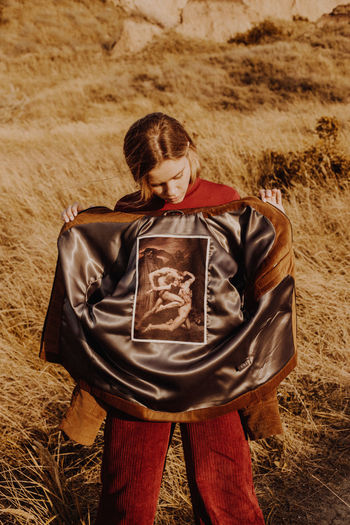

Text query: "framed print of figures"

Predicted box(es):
[132, 235, 210, 344]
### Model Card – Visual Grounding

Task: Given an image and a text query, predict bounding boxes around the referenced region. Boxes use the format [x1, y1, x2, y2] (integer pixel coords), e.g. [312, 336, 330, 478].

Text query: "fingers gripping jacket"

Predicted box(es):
[41, 198, 296, 443]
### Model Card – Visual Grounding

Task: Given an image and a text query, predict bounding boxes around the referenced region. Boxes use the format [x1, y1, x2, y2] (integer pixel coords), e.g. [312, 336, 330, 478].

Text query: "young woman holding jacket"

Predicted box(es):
[61, 112, 286, 525]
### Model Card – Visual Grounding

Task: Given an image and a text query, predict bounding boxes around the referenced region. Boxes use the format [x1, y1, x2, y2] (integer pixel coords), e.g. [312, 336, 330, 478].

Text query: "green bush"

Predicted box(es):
[228, 20, 284, 45]
[256, 117, 349, 190]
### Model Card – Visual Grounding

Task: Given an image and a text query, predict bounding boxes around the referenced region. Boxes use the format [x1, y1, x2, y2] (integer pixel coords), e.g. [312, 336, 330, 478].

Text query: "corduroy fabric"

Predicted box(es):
[95, 409, 265, 525]
[181, 411, 265, 525]
[95, 410, 171, 525]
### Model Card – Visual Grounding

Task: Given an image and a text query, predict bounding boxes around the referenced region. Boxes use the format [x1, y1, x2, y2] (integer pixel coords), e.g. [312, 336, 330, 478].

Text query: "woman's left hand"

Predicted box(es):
[259, 188, 285, 213]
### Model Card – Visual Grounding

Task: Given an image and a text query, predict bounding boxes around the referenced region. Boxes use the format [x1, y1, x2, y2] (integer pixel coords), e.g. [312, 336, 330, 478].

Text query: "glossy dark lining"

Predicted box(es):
[58, 206, 295, 414]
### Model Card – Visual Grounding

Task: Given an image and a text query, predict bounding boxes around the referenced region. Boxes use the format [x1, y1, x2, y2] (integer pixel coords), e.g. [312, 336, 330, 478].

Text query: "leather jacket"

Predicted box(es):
[40, 197, 296, 444]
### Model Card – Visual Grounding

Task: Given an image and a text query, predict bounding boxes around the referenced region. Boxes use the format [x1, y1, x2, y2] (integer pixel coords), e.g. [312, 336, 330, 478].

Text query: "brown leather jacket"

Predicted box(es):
[40, 197, 296, 444]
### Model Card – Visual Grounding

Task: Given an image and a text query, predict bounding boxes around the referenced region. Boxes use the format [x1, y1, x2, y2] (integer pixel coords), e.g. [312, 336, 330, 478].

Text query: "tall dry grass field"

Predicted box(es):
[0, 1, 349, 523]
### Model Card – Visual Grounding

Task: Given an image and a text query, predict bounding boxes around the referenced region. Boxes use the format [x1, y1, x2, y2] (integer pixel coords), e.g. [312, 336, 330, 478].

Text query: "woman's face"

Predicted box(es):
[147, 156, 191, 204]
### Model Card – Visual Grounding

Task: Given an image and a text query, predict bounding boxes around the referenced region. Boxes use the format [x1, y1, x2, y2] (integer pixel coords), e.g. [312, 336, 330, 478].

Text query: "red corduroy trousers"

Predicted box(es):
[95, 409, 265, 525]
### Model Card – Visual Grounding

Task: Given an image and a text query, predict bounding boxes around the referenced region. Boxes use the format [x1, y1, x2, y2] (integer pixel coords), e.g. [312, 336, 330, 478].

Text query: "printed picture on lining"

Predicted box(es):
[132, 235, 209, 344]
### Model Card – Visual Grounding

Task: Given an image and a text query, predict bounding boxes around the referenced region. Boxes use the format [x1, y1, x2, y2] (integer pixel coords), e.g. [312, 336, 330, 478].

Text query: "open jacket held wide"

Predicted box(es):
[40, 197, 297, 445]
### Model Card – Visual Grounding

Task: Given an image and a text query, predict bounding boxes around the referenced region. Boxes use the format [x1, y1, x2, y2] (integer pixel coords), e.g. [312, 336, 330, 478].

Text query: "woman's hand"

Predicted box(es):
[259, 189, 285, 213]
[61, 202, 83, 222]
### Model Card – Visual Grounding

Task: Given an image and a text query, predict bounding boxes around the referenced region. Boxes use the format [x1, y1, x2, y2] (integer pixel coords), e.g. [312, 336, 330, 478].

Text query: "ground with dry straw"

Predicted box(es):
[0, 1, 349, 524]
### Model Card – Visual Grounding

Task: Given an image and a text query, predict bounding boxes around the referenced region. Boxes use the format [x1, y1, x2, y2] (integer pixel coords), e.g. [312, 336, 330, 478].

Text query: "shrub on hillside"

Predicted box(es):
[256, 117, 349, 190]
[228, 20, 284, 45]
[218, 57, 349, 111]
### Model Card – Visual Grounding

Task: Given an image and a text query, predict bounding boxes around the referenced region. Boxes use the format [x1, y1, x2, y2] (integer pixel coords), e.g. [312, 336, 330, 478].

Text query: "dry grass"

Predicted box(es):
[0, 1, 349, 524]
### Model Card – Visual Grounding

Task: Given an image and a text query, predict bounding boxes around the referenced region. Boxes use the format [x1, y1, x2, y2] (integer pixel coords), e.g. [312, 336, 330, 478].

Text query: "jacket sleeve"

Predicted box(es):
[239, 200, 295, 440]
[239, 388, 283, 440]
[59, 385, 107, 445]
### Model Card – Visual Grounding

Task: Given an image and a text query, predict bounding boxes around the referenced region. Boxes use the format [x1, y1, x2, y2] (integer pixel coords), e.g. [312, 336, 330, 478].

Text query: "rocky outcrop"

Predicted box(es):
[110, 0, 344, 55]
[177, 0, 343, 41]
[316, 3, 350, 26]
[245, 0, 343, 22]
[177, 2, 252, 41]
[111, 18, 162, 54]
[112, 0, 187, 28]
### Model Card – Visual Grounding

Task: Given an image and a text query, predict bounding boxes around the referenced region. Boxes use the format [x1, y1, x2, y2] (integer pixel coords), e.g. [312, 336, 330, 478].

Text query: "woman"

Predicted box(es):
[61, 112, 285, 525]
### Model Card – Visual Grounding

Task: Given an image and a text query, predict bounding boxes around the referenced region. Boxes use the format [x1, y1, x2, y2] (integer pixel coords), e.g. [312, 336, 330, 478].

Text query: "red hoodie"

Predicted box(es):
[114, 177, 240, 212]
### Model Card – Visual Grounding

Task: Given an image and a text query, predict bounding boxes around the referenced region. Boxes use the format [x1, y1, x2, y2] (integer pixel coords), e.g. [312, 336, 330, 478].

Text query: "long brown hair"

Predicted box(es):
[123, 113, 200, 201]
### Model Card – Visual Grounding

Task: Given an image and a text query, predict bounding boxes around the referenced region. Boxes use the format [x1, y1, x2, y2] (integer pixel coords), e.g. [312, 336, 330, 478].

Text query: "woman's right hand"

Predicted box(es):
[61, 202, 83, 222]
